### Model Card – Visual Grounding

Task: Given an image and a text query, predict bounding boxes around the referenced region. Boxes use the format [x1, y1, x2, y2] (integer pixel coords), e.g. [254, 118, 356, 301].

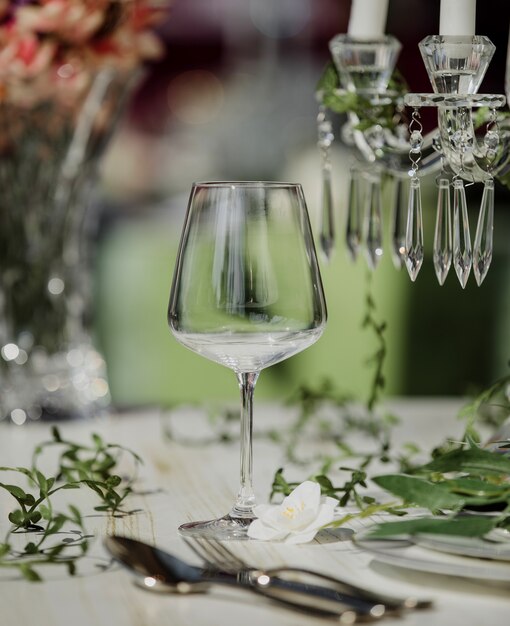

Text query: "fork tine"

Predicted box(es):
[184, 537, 246, 572]
[198, 539, 248, 569]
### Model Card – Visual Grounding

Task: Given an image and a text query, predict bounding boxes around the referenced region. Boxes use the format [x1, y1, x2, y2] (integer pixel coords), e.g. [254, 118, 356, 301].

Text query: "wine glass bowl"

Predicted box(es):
[168, 181, 326, 539]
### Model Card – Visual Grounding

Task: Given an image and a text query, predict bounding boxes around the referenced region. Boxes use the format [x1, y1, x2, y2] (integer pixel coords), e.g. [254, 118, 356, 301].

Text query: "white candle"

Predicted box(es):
[348, 0, 389, 40]
[439, 0, 476, 36]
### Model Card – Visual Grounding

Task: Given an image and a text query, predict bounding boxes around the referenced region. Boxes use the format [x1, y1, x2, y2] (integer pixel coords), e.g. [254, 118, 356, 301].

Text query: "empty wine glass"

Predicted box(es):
[168, 182, 327, 540]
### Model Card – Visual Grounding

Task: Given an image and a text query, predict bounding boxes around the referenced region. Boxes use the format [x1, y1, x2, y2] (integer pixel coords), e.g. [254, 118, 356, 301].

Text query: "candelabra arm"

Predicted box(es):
[436, 105, 510, 182]
[346, 110, 442, 177]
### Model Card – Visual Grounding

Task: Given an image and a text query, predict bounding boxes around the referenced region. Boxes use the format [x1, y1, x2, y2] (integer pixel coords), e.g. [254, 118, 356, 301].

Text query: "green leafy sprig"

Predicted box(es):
[32, 426, 143, 515]
[362, 274, 388, 412]
[316, 61, 408, 132]
[270, 466, 375, 509]
[0, 426, 142, 581]
[367, 441, 510, 538]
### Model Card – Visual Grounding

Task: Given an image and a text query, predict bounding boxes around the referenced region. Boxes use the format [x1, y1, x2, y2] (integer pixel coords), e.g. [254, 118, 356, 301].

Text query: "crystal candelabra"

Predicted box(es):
[317, 30, 510, 287]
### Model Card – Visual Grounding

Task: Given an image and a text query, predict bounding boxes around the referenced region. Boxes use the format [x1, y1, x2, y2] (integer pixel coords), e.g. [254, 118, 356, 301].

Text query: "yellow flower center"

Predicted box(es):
[281, 499, 306, 519]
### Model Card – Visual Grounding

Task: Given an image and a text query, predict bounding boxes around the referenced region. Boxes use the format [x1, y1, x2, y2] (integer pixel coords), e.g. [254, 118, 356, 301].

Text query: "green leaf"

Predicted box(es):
[8, 509, 25, 525]
[39, 505, 52, 520]
[367, 515, 497, 538]
[35, 471, 48, 494]
[51, 426, 63, 442]
[28, 511, 42, 525]
[92, 433, 104, 448]
[19, 563, 42, 582]
[323, 91, 360, 114]
[68, 504, 82, 524]
[498, 171, 510, 191]
[93, 504, 111, 512]
[0, 543, 10, 557]
[62, 449, 79, 462]
[0, 466, 33, 479]
[82, 480, 105, 498]
[372, 474, 465, 510]
[47, 515, 67, 535]
[443, 477, 510, 498]
[24, 542, 39, 555]
[313, 474, 335, 494]
[0, 483, 29, 501]
[418, 447, 510, 476]
[67, 560, 77, 576]
[473, 106, 489, 129]
[105, 475, 122, 488]
[316, 61, 339, 93]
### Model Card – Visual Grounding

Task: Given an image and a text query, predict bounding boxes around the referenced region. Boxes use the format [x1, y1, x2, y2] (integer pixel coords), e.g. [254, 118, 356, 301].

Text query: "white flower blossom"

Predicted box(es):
[247, 481, 338, 544]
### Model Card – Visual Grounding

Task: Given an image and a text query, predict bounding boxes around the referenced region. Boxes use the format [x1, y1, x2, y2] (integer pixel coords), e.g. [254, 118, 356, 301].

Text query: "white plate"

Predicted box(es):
[354, 531, 510, 583]
[412, 534, 510, 562]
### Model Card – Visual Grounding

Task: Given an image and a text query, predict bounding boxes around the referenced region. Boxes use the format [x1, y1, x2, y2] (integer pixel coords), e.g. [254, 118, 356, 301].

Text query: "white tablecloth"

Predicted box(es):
[1, 399, 509, 626]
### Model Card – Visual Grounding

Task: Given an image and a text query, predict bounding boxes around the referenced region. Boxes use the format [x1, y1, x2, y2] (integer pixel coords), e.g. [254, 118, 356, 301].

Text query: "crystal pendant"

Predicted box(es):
[345, 170, 362, 261]
[364, 175, 383, 270]
[453, 178, 472, 288]
[433, 178, 452, 285]
[317, 109, 335, 261]
[319, 167, 335, 261]
[473, 178, 494, 286]
[404, 177, 424, 281]
[390, 178, 406, 269]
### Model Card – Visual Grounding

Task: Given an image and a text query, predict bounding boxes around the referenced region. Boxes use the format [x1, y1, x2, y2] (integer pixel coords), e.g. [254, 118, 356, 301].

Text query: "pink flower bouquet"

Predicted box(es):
[0, 0, 168, 104]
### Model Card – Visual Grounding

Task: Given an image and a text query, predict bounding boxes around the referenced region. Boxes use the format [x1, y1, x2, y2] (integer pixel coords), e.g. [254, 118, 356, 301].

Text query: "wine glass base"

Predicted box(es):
[178, 514, 254, 540]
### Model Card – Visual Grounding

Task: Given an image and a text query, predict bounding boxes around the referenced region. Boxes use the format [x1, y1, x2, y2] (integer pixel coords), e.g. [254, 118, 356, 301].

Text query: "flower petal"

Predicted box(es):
[247, 519, 288, 541]
[247, 482, 340, 543]
[284, 481, 321, 511]
[298, 500, 338, 535]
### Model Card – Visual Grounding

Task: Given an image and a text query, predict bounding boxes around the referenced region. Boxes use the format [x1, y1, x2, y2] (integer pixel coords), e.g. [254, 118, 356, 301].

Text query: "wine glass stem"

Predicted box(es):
[230, 371, 259, 519]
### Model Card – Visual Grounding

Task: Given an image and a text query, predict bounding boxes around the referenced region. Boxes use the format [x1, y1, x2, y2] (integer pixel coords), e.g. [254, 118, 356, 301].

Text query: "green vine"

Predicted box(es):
[362, 272, 387, 412]
[0, 426, 142, 581]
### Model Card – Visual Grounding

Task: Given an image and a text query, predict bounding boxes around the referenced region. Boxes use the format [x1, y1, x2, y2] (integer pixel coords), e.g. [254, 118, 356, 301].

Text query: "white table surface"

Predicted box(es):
[1, 398, 509, 626]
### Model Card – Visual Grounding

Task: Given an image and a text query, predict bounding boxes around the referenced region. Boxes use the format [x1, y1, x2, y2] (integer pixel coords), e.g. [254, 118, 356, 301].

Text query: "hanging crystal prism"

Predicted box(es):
[433, 178, 452, 285]
[345, 169, 362, 261]
[317, 107, 335, 261]
[404, 176, 424, 281]
[319, 167, 335, 260]
[364, 175, 383, 270]
[473, 178, 494, 286]
[452, 178, 472, 288]
[390, 178, 406, 269]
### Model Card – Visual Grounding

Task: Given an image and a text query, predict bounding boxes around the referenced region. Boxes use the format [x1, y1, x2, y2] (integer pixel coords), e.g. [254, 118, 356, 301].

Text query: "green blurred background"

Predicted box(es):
[91, 0, 510, 409]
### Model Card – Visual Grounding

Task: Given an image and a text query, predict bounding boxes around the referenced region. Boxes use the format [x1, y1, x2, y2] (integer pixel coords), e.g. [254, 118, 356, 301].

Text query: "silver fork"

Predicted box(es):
[185, 537, 432, 612]
[184, 538, 392, 622]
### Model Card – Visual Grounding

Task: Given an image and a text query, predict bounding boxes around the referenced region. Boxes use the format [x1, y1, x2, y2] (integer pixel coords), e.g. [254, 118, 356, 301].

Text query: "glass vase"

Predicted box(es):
[0, 68, 137, 423]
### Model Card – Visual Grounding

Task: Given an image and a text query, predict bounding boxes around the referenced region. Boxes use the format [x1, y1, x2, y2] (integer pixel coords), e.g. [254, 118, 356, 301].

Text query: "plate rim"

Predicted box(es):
[353, 529, 510, 582]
